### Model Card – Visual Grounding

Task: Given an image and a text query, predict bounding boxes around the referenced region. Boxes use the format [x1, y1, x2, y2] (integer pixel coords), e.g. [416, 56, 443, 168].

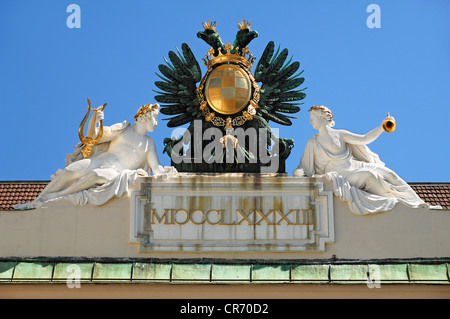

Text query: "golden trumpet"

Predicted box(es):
[382, 112, 396, 133]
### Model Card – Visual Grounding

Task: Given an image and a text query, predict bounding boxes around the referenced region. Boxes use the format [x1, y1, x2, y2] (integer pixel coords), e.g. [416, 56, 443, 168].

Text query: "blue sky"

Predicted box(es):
[1, 0, 449, 182]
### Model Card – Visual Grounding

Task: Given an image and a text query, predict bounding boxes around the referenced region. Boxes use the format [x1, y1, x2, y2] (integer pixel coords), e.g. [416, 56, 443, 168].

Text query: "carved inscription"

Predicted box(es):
[130, 176, 335, 252]
[149, 208, 314, 226]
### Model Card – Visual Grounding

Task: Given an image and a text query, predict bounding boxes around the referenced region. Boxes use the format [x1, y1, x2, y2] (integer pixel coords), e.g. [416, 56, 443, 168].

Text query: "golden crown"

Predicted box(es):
[237, 19, 251, 30]
[202, 43, 256, 70]
[202, 20, 216, 31]
[134, 103, 159, 121]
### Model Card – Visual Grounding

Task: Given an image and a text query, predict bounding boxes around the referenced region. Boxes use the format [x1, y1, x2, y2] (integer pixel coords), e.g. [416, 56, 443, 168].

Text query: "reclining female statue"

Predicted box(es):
[15, 103, 177, 209]
[293, 105, 437, 215]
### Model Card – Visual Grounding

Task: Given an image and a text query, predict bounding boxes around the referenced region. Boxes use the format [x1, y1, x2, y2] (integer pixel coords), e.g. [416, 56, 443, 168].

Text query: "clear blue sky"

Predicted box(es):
[1, 0, 449, 182]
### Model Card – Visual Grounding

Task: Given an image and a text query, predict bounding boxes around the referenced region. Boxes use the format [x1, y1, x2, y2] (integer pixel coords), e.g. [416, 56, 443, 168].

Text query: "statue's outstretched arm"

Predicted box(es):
[99, 125, 121, 143]
[341, 125, 384, 146]
[146, 137, 165, 175]
[86, 110, 127, 144]
[145, 137, 178, 177]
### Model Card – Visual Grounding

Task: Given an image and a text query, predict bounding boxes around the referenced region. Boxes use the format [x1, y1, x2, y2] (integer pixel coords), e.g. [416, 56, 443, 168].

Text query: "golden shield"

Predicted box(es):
[205, 64, 252, 115]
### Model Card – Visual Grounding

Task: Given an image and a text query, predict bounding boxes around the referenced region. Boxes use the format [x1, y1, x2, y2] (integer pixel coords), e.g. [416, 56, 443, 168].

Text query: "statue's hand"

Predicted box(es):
[95, 107, 104, 122]
[153, 165, 178, 178]
[164, 166, 178, 177]
[136, 168, 149, 177]
[293, 168, 305, 177]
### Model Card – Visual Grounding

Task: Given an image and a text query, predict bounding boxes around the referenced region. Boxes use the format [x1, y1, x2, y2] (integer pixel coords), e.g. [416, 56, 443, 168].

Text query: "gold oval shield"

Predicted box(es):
[205, 64, 252, 115]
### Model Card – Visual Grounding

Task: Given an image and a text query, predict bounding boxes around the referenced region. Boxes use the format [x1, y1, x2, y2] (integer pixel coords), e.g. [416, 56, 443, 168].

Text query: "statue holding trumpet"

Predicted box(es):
[293, 106, 436, 214]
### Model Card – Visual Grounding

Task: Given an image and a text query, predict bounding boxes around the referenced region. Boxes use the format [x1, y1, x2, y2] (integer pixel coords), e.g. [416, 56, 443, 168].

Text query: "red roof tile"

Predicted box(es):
[0, 182, 48, 211]
[410, 183, 450, 210]
[0, 181, 449, 211]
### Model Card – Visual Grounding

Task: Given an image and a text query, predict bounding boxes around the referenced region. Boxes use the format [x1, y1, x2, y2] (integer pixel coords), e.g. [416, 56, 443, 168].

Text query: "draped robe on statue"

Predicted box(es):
[299, 135, 434, 215]
[61, 121, 150, 207]
[15, 121, 149, 210]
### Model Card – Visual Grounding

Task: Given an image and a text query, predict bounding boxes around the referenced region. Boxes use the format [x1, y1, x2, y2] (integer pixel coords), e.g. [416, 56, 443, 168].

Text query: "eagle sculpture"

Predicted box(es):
[154, 20, 306, 173]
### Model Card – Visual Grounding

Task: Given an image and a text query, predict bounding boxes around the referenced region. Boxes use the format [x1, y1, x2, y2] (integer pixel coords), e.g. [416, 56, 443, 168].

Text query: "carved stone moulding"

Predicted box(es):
[129, 174, 335, 253]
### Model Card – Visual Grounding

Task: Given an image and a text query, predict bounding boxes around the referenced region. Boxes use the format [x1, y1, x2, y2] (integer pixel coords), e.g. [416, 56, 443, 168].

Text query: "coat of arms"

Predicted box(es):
[155, 20, 306, 173]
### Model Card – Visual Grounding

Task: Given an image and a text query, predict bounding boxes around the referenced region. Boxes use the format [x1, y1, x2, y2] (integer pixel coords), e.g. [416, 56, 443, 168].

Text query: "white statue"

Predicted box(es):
[293, 105, 439, 215]
[15, 103, 177, 210]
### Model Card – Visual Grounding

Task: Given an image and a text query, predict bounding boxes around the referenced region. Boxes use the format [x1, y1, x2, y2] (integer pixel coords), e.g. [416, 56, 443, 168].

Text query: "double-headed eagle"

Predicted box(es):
[154, 20, 306, 172]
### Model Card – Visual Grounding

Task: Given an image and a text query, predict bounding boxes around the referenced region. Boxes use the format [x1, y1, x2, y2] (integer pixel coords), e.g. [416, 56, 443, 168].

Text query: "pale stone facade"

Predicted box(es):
[1, 175, 449, 260]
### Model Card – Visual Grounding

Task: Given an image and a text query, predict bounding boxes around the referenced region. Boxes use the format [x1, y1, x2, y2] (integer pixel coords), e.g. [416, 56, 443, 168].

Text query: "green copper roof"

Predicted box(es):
[0, 258, 449, 285]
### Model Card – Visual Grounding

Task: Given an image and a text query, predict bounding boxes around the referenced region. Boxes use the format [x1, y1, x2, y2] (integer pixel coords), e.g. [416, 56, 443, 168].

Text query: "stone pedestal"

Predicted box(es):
[130, 173, 335, 252]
